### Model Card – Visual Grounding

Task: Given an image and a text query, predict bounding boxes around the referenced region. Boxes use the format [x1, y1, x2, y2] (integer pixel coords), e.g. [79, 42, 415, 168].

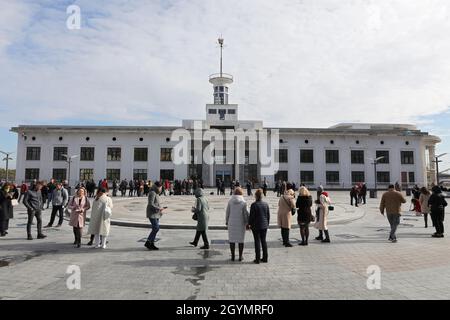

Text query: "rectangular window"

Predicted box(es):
[228, 109, 236, 114]
[160, 169, 174, 181]
[276, 149, 288, 163]
[300, 171, 314, 184]
[26, 147, 41, 161]
[107, 147, 121, 161]
[134, 148, 148, 162]
[351, 150, 364, 164]
[300, 149, 314, 163]
[376, 150, 389, 164]
[351, 171, 365, 184]
[377, 171, 390, 183]
[274, 170, 288, 182]
[80, 169, 94, 181]
[219, 109, 226, 120]
[326, 171, 340, 185]
[408, 172, 415, 183]
[133, 169, 148, 181]
[106, 169, 120, 181]
[52, 168, 67, 182]
[53, 147, 68, 161]
[325, 150, 339, 164]
[401, 151, 414, 164]
[160, 148, 172, 162]
[25, 168, 39, 181]
[208, 109, 217, 114]
[80, 147, 95, 161]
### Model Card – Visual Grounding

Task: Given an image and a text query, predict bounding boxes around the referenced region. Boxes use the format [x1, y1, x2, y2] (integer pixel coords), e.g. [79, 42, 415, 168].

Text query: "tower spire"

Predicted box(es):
[218, 37, 224, 77]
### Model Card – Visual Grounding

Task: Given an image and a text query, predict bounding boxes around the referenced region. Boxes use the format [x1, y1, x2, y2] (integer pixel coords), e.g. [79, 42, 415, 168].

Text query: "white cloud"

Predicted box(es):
[1, 0, 450, 130]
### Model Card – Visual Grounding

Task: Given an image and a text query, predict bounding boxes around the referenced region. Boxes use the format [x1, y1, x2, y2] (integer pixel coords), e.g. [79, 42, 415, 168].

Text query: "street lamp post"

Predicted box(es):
[62, 154, 79, 193]
[0, 151, 14, 183]
[433, 153, 448, 186]
[370, 156, 385, 199]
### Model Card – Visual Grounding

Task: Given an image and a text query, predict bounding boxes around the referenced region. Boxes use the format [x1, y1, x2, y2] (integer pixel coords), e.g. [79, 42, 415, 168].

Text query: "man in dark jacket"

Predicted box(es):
[23, 182, 47, 240]
[428, 186, 448, 238]
[248, 189, 270, 264]
[145, 182, 165, 250]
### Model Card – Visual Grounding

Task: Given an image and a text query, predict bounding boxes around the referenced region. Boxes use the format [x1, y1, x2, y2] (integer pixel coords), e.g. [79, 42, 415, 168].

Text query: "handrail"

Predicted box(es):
[209, 73, 233, 80]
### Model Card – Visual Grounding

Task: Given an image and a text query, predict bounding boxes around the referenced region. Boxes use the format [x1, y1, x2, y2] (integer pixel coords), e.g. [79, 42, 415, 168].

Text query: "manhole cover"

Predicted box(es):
[137, 237, 160, 242]
[211, 239, 228, 245]
[399, 223, 414, 228]
[335, 234, 360, 239]
[403, 218, 419, 221]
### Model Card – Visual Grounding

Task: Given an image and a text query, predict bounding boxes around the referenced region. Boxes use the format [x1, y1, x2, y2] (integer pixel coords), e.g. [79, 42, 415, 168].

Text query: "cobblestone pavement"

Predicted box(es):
[1, 191, 449, 300]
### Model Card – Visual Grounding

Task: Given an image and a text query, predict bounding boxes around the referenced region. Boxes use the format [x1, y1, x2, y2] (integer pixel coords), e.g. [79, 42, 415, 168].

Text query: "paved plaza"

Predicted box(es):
[1, 190, 449, 300]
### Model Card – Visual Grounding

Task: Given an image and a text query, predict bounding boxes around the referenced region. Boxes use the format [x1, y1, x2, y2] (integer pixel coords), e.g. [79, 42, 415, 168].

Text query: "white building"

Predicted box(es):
[11, 41, 440, 189]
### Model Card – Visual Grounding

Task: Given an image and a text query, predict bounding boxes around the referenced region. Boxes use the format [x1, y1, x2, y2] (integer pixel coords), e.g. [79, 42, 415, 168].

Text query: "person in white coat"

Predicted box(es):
[88, 188, 113, 249]
[226, 187, 249, 261]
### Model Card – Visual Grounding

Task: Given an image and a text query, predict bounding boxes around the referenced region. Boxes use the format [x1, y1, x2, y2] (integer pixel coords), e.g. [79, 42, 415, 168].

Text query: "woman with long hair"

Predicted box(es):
[296, 186, 313, 245]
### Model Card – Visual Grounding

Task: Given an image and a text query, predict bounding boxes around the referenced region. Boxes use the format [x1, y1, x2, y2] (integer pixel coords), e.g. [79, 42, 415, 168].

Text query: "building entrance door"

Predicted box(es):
[216, 170, 232, 187]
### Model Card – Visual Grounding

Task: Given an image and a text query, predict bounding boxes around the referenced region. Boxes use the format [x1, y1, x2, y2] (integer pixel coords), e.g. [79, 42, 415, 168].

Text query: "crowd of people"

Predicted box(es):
[0, 177, 448, 264]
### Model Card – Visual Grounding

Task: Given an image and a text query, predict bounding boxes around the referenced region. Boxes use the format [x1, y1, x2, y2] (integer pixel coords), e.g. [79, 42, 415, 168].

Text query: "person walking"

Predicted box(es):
[419, 187, 431, 228]
[189, 188, 210, 249]
[0, 183, 14, 237]
[249, 189, 269, 264]
[379, 184, 407, 242]
[45, 182, 69, 228]
[360, 183, 367, 205]
[145, 182, 166, 250]
[296, 186, 313, 246]
[46, 179, 56, 209]
[68, 187, 91, 248]
[87, 188, 113, 249]
[277, 189, 296, 247]
[129, 179, 135, 197]
[262, 179, 268, 197]
[112, 180, 118, 197]
[225, 187, 249, 261]
[350, 186, 359, 207]
[428, 186, 448, 238]
[23, 182, 47, 240]
[246, 180, 252, 197]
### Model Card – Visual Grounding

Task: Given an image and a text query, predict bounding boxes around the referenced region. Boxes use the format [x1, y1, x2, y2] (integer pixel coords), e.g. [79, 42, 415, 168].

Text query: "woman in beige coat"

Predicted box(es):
[68, 187, 91, 248]
[419, 187, 431, 228]
[88, 188, 113, 249]
[314, 191, 331, 243]
[277, 189, 296, 247]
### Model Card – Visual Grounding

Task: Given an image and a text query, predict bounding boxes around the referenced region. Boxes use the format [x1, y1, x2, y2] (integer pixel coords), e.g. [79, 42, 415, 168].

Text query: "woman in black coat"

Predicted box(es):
[428, 186, 448, 238]
[248, 189, 270, 264]
[0, 183, 14, 237]
[296, 186, 313, 245]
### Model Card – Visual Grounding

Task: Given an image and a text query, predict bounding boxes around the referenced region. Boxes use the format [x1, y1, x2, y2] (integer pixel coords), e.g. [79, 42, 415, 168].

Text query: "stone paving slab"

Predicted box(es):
[1, 191, 449, 300]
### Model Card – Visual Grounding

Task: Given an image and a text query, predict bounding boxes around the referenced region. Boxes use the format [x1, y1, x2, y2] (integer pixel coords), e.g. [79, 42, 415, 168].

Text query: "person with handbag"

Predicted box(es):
[189, 188, 210, 249]
[277, 189, 296, 247]
[68, 187, 91, 248]
[428, 186, 448, 238]
[248, 189, 270, 264]
[0, 183, 14, 237]
[225, 187, 249, 261]
[315, 191, 331, 243]
[296, 186, 313, 246]
[87, 188, 113, 249]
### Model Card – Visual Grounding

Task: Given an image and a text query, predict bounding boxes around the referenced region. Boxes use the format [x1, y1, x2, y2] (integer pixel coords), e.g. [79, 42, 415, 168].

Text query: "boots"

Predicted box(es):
[230, 243, 235, 261]
[145, 241, 159, 250]
[322, 230, 330, 243]
[238, 243, 244, 261]
[315, 230, 323, 241]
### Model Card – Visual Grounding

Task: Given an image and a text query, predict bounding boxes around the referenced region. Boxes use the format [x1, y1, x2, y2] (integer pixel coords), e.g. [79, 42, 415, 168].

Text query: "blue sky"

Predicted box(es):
[1, 0, 450, 170]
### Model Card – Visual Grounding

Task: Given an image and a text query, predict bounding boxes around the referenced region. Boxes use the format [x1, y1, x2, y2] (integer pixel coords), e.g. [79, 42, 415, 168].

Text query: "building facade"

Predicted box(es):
[11, 46, 441, 189]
